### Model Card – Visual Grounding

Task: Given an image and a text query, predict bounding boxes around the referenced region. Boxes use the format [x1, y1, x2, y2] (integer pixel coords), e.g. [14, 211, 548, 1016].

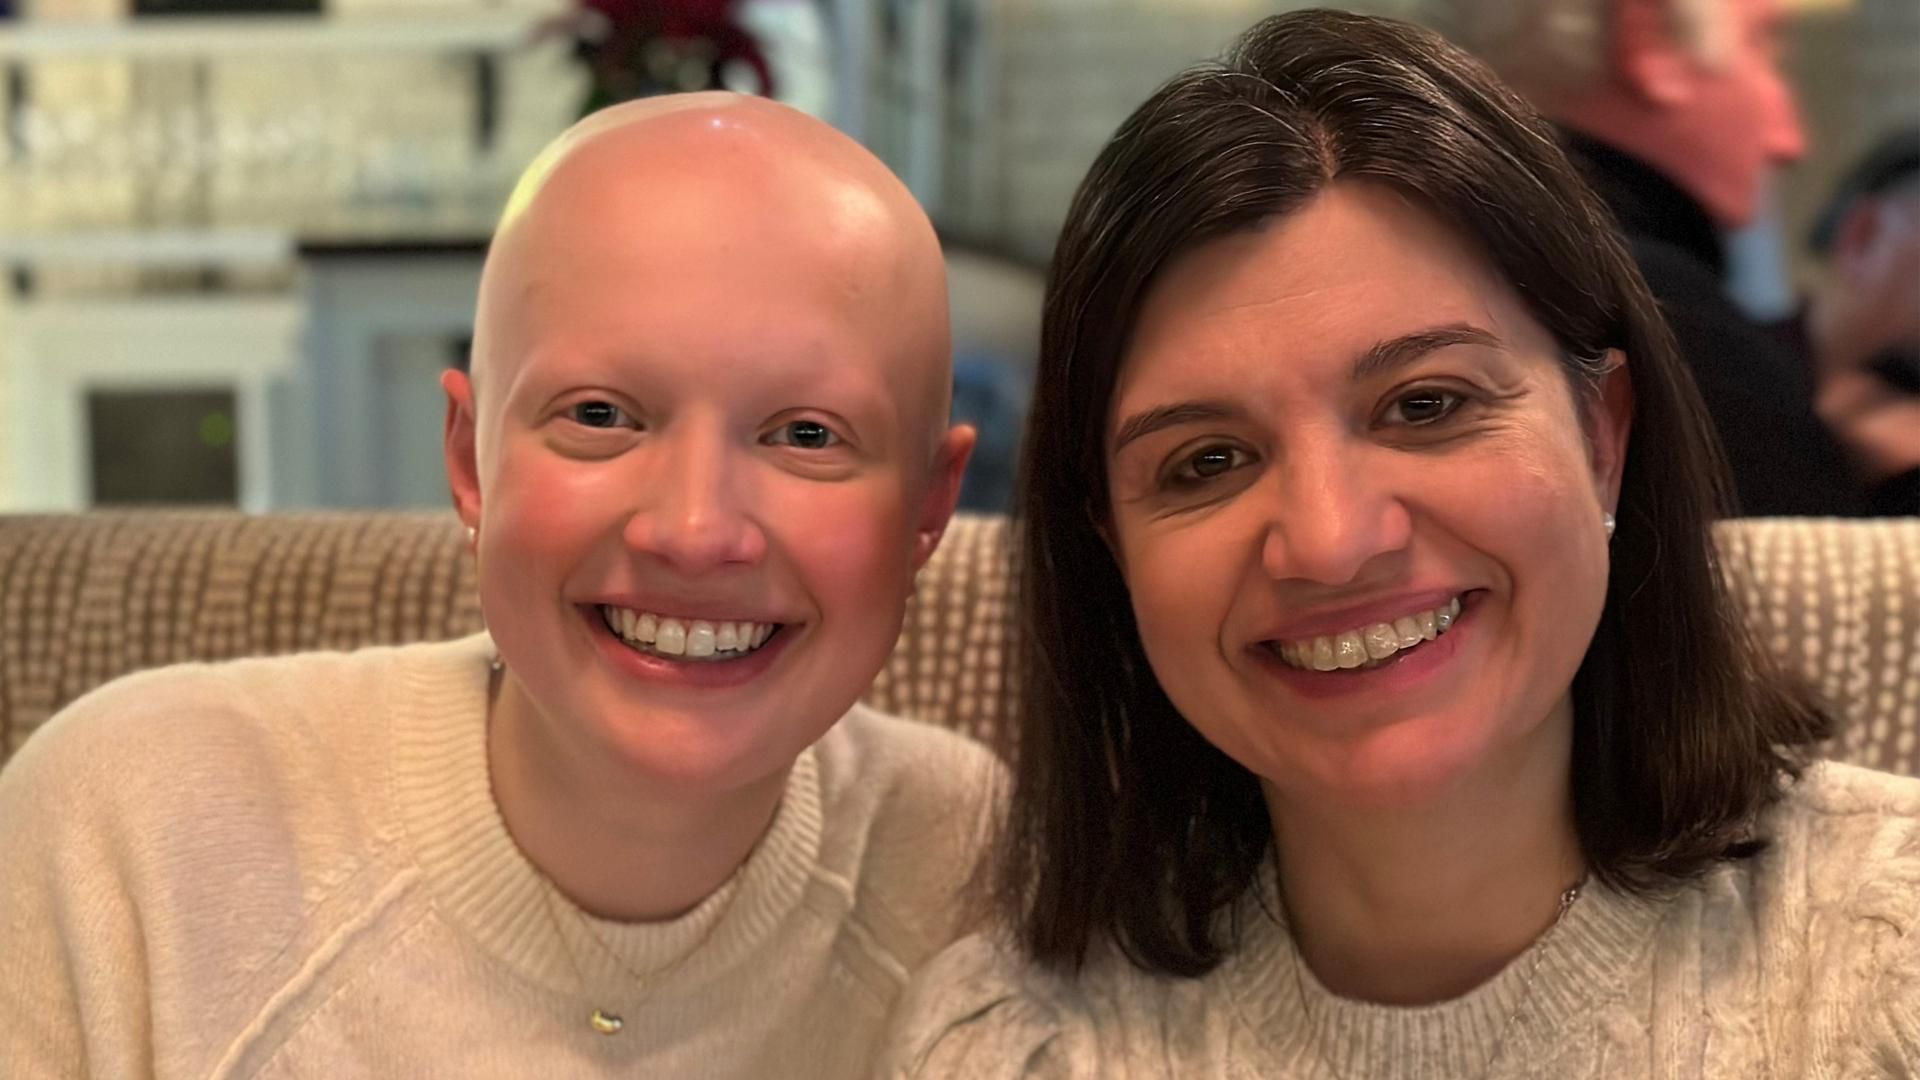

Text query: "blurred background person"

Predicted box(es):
[1804, 128, 1920, 513]
[1424, 0, 1878, 517]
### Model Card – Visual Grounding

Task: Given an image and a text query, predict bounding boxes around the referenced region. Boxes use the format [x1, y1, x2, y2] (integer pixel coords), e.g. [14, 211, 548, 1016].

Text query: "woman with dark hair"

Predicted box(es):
[884, 9, 1920, 1077]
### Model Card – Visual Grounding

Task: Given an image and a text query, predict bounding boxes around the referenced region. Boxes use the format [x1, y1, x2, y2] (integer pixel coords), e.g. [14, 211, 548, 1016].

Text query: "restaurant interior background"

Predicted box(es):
[0, 0, 1912, 514]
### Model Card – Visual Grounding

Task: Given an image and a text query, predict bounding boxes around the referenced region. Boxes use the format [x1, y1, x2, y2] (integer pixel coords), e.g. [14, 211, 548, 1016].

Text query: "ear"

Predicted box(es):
[1612, 0, 1696, 108]
[1589, 350, 1635, 510]
[911, 424, 978, 570]
[441, 368, 483, 540]
[1088, 501, 1119, 566]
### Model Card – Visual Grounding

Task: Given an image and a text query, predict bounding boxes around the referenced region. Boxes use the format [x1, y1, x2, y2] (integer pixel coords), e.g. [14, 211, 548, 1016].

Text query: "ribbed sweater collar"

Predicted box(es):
[1219, 867, 1666, 1078]
[385, 635, 826, 1004]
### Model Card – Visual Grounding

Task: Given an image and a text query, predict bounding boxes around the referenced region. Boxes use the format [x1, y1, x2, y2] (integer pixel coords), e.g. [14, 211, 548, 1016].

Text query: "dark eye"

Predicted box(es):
[1385, 389, 1462, 426]
[767, 420, 840, 450]
[1191, 448, 1235, 477]
[569, 400, 633, 429]
[1169, 444, 1250, 487]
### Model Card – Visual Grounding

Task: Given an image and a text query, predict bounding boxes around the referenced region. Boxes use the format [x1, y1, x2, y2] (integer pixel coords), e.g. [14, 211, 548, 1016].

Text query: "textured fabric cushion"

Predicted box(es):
[1, 513, 1914, 776]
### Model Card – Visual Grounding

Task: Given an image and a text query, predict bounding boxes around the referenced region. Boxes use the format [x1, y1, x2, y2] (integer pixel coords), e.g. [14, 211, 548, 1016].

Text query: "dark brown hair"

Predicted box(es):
[999, 8, 1831, 977]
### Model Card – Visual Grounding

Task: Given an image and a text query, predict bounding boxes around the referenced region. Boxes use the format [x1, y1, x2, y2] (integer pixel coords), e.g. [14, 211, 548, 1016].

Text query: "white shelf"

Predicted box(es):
[0, 228, 294, 269]
[0, 9, 562, 59]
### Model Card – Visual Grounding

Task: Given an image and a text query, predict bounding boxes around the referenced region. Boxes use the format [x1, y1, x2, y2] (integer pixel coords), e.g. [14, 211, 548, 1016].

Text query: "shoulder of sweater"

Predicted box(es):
[0, 637, 486, 858]
[882, 932, 1093, 1080]
[11, 642, 398, 785]
[812, 706, 1006, 863]
[0, 641, 491, 1080]
[1786, 759, 1920, 817]
[813, 704, 1004, 805]
[1765, 763, 1920, 1068]
[1752, 761, 1920, 932]
[800, 707, 1007, 966]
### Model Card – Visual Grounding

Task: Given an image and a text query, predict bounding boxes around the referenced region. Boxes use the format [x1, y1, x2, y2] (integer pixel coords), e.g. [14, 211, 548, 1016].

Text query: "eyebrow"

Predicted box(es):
[1111, 400, 1244, 454]
[1352, 323, 1503, 383]
[1109, 323, 1503, 454]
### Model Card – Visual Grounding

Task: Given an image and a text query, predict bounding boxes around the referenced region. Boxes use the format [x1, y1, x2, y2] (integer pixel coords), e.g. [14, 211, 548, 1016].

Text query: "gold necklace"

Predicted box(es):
[1288, 880, 1585, 1079]
[540, 884, 633, 1035]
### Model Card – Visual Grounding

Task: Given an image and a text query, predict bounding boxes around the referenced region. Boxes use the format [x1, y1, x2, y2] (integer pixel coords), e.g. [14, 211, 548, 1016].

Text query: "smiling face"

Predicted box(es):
[446, 99, 968, 797]
[1103, 183, 1630, 812]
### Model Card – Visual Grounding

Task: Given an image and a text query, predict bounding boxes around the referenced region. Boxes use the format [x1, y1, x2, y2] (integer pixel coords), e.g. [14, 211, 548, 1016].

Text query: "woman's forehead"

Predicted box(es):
[1120, 188, 1526, 387]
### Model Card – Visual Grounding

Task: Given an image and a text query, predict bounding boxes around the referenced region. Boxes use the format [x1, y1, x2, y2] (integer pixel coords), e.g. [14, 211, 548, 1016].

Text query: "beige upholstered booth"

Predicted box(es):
[2, 513, 1917, 777]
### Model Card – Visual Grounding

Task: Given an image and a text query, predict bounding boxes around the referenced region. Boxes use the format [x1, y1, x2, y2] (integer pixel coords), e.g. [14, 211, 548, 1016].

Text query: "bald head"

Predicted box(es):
[470, 93, 952, 467]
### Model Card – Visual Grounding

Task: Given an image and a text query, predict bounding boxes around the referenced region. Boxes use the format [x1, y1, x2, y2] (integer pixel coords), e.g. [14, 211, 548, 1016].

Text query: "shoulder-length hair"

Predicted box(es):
[1000, 8, 1830, 978]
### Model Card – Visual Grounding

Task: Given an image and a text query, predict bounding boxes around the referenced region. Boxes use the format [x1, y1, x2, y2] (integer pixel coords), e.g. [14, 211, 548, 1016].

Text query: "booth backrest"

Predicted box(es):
[2, 513, 1916, 776]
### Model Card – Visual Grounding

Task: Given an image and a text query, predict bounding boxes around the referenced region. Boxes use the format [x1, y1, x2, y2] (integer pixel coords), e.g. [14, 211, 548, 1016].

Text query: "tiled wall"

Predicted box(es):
[952, 0, 1409, 259]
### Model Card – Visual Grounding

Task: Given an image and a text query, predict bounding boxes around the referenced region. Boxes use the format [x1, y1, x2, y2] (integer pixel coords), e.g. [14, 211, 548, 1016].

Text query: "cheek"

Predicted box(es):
[485, 452, 623, 571]
[1481, 423, 1603, 547]
[1466, 431, 1611, 669]
[776, 481, 920, 619]
[1117, 516, 1246, 683]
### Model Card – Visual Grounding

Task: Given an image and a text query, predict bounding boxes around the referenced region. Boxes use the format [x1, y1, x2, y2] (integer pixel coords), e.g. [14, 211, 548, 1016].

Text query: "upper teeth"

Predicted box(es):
[1273, 595, 1462, 672]
[600, 606, 776, 659]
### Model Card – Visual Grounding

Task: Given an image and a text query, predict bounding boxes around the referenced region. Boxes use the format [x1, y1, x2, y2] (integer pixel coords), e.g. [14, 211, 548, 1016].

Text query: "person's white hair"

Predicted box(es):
[1414, 0, 1734, 98]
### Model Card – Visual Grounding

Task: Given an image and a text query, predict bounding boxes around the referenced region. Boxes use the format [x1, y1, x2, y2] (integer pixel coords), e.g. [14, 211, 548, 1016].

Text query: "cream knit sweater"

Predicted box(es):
[885, 762, 1920, 1079]
[0, 635, 1001, 1079]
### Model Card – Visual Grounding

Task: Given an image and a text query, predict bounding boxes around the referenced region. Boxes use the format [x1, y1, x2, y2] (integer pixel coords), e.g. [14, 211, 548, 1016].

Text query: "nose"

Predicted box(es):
[622, 426, 767, 573]
[1258, 440, 1412, 586]
[1764, 75, 1807, 163]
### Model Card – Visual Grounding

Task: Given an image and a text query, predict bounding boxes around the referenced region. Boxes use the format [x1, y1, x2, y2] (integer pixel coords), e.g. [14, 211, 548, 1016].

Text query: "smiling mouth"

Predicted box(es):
[598, 605, 784, 663]
[1265, 594, 1466, 672]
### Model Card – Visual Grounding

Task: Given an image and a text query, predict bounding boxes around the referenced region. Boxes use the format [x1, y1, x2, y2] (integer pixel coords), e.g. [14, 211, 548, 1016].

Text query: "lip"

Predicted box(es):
[1249, 591, 1479, 700]
[580, 603, 797, 690]
[1251, 587, 1468, 643]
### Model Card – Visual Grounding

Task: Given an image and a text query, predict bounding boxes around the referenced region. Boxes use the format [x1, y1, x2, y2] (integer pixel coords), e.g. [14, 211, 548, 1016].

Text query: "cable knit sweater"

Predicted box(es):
[884, 762, 1920, 1079]
[0, 635, 1002, 1079]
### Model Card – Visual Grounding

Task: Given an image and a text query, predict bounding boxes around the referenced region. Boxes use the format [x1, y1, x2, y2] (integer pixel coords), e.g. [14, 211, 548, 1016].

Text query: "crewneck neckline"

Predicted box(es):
[386, 635, 826, 1004]
[1219, 867, 1667, 1079]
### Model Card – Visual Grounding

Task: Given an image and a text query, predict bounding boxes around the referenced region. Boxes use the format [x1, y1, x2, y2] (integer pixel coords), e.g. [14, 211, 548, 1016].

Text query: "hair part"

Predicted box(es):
[998, 8, 1830, 979]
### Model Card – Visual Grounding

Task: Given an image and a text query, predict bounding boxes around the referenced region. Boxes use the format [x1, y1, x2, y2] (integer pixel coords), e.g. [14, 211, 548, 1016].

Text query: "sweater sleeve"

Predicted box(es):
[0, 690, 160, 1079]
[879, 934, 1096, 1080]
[0, 659, 361, 1080]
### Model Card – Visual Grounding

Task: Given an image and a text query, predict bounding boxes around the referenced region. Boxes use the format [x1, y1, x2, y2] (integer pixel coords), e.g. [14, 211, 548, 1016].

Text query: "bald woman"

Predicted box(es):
[0, 94, 998, 1079]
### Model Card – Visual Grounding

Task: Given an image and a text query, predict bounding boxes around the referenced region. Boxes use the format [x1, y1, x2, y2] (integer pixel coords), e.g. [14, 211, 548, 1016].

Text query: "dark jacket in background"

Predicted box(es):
[1564, 133, 1872, 518]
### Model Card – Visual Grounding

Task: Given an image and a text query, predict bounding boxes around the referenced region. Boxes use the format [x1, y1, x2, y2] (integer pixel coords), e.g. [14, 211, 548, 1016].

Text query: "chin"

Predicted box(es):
[576, 695, 791, 791]
[1293, 715, 1502, 812]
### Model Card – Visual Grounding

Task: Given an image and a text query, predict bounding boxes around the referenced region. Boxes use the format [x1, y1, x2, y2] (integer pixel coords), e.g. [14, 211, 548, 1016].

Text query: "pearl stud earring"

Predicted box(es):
[1603, 511, 1616, 540]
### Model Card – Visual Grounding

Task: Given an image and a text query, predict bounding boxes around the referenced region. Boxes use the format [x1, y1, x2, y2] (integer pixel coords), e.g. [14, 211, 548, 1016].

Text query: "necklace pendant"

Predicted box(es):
[589, 1008, 625, 1035]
